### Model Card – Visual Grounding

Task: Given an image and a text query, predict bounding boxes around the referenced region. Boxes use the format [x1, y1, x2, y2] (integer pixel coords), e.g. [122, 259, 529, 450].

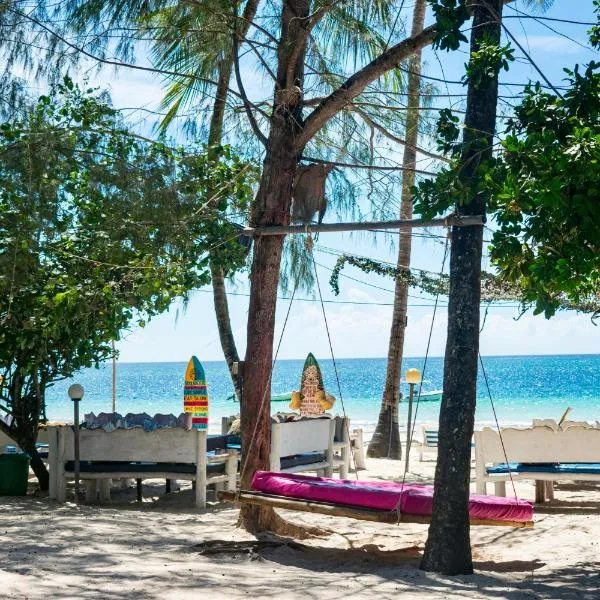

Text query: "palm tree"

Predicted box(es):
[141, 0, 260, 400]
[367, 0, 427, 460]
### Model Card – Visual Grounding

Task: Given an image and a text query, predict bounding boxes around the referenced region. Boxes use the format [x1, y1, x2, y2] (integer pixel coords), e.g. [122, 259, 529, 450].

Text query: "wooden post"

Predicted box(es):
[196, 429, 207, 508]
[269, 423, 281, 472]
[535, 480, 546, 503]
[56, 427, 66, 503]
[352, 429, 366, 470]
[325, 419, 335, 478]
[48, 426, 57, 500]
[340, 418, 350, 479]
[226, 451, 238, 491]
[474, 432, 487, 495]
[242, 215, 483, 237]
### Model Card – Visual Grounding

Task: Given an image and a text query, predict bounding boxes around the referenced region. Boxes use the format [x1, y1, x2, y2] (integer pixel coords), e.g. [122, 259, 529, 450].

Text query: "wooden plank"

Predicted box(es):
[242, 215, 483, 237]
[218, 491, 533, 528]
[57, 427, 200, 463]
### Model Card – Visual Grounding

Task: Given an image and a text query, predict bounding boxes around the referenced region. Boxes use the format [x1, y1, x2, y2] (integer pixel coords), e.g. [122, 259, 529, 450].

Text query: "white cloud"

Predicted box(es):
[515, 35, 583, 56]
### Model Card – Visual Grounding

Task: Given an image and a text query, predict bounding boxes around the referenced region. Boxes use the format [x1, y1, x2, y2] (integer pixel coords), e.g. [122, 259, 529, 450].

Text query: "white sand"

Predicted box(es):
[2, 453, 599, 599]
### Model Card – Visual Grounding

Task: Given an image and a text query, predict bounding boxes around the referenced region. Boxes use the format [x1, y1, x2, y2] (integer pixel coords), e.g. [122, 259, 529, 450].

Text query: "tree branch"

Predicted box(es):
[285, 0, 340, 88]
[353, 107, 451, 163]
[302, 155, 436, 175]
[232, 12, 268, 148]
[296, 24, 437, 151]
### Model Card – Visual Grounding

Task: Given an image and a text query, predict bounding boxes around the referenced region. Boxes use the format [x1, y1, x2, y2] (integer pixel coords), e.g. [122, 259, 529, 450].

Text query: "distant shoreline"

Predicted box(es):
[110, 352, 600, 366]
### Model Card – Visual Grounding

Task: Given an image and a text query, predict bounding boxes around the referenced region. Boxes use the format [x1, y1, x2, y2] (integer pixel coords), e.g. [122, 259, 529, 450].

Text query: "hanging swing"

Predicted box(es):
[219, 234, 534, 529]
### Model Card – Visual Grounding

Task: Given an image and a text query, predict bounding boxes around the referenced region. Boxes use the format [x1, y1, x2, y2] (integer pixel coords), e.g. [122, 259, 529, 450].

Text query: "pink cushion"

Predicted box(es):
[251, 471, 533, 523]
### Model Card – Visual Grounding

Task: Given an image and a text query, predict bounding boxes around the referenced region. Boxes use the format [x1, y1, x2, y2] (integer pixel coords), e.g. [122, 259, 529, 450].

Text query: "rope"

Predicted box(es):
[404, 234, 450, 474]
[478, 356, 519, 501]
[309, 237, 359, 479]
[235, 272, 300, 501]
[394, 233, 450, 519]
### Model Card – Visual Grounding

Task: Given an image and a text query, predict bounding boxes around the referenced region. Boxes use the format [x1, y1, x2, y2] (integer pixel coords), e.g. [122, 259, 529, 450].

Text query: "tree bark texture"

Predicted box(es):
[420, 0, 503, 575]
[238, 0, 310, 533]
[368, 0, 427, 461]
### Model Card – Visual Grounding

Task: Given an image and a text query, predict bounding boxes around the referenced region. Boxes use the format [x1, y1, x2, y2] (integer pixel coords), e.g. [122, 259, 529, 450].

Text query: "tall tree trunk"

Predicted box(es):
[206, 0, 261, 401]
[238, 0, 310, 533]
[421, 0, 503, 575]
[368, 0, 427, 460]
[208, 59, 242, 400]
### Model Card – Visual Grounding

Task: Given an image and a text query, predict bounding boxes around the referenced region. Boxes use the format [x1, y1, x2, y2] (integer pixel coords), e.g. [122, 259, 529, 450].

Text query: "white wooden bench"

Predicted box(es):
[475, 426, 600, 501]
[270, 419, 335, 477]
[47, 426, 237, 508]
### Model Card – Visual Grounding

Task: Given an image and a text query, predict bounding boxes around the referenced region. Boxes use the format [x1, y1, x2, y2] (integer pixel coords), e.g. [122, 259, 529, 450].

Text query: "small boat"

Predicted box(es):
[228, 392, 293, 403]
[418, 389, 443, 402]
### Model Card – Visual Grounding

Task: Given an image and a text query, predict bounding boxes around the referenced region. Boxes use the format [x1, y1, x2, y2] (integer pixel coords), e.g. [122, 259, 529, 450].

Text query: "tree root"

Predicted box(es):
[237, 505, 331, 539]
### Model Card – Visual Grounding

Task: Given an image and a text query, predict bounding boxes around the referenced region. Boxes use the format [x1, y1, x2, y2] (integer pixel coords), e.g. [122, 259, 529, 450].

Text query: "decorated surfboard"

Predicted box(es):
[289, 352, 335, 416]
[184, 356, 208, 430]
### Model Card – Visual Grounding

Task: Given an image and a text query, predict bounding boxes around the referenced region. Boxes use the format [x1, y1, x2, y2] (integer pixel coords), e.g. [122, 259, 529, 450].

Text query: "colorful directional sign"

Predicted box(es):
[184, 356, 208, 430]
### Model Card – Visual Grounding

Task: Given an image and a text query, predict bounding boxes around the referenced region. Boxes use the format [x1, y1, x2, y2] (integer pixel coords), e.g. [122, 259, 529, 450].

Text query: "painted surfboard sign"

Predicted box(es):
[298, 352, 325, 416]
[184, 356, 208, 430]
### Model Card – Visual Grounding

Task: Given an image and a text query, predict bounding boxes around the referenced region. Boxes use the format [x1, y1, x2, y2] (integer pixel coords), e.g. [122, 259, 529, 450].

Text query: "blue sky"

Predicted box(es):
[88, 1, 599, 362]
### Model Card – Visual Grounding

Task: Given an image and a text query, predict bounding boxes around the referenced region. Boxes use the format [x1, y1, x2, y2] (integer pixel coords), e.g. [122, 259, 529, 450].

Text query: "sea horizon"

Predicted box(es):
[44, 354, 600, 435]
[111, 351, 600, 365]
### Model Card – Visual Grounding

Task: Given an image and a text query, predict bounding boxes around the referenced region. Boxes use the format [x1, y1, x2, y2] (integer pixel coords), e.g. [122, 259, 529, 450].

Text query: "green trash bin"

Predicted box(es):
[0, 453, 30, 496]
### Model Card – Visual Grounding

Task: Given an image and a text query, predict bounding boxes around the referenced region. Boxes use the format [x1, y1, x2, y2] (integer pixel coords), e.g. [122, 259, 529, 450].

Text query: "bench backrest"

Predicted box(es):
[271, 419, 333, 457]
[48, 426, 205, 463]
[475, 426, 600, 465]
[421, 426, 439, 448]
[532, 419, 596, 430]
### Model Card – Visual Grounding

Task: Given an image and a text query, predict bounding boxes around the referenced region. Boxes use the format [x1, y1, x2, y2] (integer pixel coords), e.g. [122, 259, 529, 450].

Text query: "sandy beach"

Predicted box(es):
[2, 449, 599, 600]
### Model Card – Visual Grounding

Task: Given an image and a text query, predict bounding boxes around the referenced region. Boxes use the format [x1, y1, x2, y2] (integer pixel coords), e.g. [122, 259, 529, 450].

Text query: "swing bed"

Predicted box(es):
[220, 229, 534, 530]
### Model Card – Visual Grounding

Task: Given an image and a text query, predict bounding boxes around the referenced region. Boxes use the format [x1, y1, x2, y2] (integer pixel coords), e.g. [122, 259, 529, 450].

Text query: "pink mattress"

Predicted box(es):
[251, 471, 533, 523]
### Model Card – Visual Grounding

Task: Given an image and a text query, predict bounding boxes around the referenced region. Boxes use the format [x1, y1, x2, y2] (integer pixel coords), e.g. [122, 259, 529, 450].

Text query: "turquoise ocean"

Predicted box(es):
[45, 354, 600, 436]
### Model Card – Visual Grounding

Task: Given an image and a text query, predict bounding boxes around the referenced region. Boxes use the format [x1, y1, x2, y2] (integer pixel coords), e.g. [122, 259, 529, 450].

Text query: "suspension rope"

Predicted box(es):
[394, 232, 450, 520]
[404, 234, 450, 474]
[309, 236, 359, 479]
[235, 271, 300, 501]
[479, 354, 519, 501]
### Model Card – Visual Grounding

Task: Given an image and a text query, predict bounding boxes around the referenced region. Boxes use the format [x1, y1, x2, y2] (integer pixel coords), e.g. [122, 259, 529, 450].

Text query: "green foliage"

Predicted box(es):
[0, 79, 256, 439]
[488, 62, 600, 318]
[435, 108, 461, 156]
[328, 254, 600, 317]
[428, 0, 469, 51]
[414, 34, 513, 218]
[588, 0, 600, 48]
[462, 36, 514, 89]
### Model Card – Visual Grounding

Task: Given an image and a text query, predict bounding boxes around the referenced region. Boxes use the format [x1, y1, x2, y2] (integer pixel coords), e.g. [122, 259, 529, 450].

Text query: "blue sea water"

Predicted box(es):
[44, 354, 600, 435]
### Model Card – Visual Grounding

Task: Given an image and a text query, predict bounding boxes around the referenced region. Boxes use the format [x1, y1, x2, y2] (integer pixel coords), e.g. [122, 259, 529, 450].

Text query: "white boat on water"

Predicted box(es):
[401, 379, 443, 402]
[417, 389, 443, 402]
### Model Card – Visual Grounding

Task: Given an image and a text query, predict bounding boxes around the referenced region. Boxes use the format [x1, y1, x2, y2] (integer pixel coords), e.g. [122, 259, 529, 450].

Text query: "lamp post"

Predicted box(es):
[68, 383, 85, 502]
[405, 368, 421, 473]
